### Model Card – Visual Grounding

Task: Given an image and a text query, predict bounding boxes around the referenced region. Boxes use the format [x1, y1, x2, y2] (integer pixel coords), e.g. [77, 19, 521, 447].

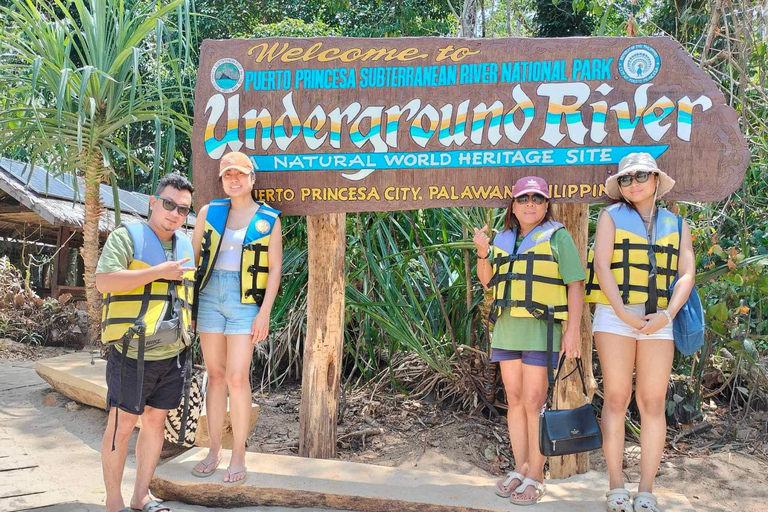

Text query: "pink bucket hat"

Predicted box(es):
[513, 176, 550, 199]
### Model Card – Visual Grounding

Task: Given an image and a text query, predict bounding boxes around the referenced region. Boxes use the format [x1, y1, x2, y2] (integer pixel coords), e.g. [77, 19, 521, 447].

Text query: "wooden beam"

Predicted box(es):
[299, 213, 346, 459]
[51, 227, 62, 299]
[0, 205, 29, 214]
[548, 202, 596, 479]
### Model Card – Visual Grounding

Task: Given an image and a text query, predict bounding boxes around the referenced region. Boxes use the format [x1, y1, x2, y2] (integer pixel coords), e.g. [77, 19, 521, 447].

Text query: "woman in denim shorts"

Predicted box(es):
[191, 152, 283, 485]
[473, 176, 585, 505]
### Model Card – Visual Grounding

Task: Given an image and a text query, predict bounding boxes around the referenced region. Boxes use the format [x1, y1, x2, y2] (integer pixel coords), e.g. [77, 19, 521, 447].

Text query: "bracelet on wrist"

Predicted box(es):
[662, 310, 673, 324]
[477, 252, 489, 260]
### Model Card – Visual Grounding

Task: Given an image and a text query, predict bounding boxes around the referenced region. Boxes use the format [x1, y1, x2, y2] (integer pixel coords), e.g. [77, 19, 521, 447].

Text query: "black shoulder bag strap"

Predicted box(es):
[545, 305, 556, 388]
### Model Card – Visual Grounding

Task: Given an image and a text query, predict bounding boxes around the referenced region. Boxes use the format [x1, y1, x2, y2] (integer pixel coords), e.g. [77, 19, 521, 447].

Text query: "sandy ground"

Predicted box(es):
[2, 343, 767, 512]
[0, 358, 347, 512]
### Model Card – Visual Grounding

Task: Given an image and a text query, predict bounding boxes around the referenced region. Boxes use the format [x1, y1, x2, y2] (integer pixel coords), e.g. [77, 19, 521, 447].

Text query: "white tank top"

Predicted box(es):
[214, 226, 247, 271]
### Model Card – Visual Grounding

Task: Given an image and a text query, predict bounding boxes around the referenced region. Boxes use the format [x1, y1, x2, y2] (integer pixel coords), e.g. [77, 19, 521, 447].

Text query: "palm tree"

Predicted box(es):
[0, 0, 192, 341]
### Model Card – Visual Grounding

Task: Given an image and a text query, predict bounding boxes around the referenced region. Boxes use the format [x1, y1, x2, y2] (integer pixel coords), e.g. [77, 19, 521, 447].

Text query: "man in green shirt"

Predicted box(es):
[97, 173, 195, 512]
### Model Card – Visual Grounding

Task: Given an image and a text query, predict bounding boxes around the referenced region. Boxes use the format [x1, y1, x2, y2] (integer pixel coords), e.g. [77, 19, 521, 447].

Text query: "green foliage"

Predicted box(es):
[0, 0, 193, 186]
[328, 0, 456, 37]
[248, 17, 338, 38]
[533, 0, 596, 37]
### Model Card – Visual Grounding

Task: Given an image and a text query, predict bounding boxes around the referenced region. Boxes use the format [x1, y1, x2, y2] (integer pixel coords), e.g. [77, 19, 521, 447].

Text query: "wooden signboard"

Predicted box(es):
[191, 36, 748, 467]
[193, 36, 748, 213]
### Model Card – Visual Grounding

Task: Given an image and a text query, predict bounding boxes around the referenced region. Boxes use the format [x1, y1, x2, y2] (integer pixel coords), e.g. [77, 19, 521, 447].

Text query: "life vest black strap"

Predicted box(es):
[104, 294, 172, 304]
[654, 244, 679, 256]
[193, 230, 213, 324]
[665, 242, 675, 293]
[585, 259, 598, 294]
[619, 239, 632, 303]
[492, 299, 569, 314]
[487, 272, 565, 288]
[244, 243, 269, 305]
[493, 253, 556, 266]
[646, 244, 659, 315]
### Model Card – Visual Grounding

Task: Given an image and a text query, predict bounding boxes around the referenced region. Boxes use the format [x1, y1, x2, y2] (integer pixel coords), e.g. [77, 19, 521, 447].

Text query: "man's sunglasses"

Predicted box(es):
[617, 171, 656, 188]
[153, 195, 191, 216]
[515, 194, 547, 205]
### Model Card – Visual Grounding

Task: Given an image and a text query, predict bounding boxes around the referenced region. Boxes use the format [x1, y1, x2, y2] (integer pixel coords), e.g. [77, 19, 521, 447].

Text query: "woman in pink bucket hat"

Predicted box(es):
[585, 152, 695, 512]
[473, 175, 586, 505]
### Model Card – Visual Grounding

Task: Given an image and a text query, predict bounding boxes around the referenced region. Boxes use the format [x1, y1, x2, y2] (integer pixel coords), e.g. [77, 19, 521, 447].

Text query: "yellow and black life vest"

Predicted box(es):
[585, 203, 680, 312]
[101, 222, 195, 347]
[487, 221, 569, 323]
[100, 222, 195, 442]
[195, 198, 280, 307]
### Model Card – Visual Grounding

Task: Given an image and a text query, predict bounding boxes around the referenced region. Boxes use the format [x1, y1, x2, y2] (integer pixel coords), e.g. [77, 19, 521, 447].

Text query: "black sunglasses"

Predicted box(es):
[617, 171, 656, 188]
[515, 194, 547, 205]
[153, 195, 191, 216]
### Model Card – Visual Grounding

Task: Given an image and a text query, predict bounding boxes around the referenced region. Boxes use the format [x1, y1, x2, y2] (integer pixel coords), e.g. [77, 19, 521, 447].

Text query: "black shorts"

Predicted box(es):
[106, 347, 189, 415]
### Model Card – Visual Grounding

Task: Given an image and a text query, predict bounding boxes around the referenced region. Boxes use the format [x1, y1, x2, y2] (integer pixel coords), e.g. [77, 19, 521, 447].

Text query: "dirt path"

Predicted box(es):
[0, 357, 344, 512]
[2, 343, 767, 512]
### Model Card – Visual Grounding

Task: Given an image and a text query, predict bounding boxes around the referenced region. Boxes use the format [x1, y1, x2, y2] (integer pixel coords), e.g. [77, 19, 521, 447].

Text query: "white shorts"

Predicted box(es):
[592, 303, 673, 340]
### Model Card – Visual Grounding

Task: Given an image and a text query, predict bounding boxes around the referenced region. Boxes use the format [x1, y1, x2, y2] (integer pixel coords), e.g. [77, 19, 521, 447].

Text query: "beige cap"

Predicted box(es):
[219, 151, 253, 176]
[605, 152, 675, 199]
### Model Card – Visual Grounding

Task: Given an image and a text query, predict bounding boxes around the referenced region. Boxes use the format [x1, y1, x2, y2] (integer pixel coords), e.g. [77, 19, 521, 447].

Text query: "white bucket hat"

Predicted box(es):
[605, 152, 675, 200]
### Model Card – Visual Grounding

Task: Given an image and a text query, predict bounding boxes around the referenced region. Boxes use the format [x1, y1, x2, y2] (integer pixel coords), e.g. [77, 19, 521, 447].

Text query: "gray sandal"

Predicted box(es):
[131, 500, 171, 512]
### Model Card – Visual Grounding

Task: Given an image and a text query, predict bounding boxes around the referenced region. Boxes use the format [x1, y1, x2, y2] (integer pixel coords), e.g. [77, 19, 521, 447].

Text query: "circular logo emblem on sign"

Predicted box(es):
[618, 44, 661, 84]
[255, 219, 271, 234]
[211, 58, 244, 93]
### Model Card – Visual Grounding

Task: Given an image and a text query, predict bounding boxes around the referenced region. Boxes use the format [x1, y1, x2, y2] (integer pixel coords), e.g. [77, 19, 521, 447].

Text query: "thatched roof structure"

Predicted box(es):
[0, 157, 196, 244]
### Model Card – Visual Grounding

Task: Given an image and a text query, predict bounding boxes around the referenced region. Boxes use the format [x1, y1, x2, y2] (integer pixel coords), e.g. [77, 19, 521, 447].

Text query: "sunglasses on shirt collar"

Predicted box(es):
[153, 195, 191, 216]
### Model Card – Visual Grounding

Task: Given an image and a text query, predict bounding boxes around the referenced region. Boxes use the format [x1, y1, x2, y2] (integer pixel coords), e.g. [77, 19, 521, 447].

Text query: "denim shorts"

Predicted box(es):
[197, 269, 260, 336]
[490, 348, 559, 368]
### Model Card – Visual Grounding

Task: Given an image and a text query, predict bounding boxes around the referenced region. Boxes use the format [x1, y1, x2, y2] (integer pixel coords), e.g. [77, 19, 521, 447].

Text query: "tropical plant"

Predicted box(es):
[0, 0, 194, 340]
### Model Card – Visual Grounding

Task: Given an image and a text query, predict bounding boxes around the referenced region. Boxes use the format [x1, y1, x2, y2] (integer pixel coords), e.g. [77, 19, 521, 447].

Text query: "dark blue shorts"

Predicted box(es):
[490, 348, 559, 368]
[106, 347, 188, 415]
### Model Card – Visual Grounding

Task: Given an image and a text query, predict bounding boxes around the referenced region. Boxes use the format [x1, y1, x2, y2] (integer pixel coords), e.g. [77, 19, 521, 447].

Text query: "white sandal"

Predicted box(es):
[510, 478, 546, 506]
[606, 488, 632, 512]
[494, 471, 526, 498]
[634, 492, 660, 512]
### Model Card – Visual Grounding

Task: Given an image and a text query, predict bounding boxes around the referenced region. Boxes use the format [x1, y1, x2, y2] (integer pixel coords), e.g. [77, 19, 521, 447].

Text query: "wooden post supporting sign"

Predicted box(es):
[298, 213, 346, 458]
[549, 203, 596, 478]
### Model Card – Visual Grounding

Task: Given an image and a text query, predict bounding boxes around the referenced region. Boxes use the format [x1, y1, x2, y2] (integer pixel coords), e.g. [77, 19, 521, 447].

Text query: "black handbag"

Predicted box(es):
[537, 306, 602, 457]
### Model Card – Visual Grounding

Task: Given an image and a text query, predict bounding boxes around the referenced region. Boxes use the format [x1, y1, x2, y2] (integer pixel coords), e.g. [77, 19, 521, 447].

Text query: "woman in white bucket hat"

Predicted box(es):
[584, 153, 695, 512]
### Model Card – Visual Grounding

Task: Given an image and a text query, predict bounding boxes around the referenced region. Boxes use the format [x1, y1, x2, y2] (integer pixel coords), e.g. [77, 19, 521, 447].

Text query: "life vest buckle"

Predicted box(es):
[247, 264, 257, 274]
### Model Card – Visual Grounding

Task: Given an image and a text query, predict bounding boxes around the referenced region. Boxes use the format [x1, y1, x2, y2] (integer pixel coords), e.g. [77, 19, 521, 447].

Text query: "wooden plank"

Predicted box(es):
[34, 352, 259, 448]
[0, 456, 37, 472]
[548, 203, 596, 478]
[0, 490, 70, 512]
[299, 213, 346, 459]
[0, 444, 27, 458]
[151, 448, 697, 512]
[0, 468, 49, 499]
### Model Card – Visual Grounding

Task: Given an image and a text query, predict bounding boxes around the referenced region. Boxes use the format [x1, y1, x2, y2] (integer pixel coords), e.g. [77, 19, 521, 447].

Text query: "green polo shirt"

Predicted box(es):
[490, 228, 586, 352]
[96, 227, 184, 361]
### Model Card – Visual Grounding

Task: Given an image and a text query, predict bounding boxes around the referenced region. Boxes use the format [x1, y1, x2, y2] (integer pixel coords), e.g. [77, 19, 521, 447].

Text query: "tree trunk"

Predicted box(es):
[548, 202, 597, 478]
[299, 213, 346, 459]
[82, 150, 105, 346]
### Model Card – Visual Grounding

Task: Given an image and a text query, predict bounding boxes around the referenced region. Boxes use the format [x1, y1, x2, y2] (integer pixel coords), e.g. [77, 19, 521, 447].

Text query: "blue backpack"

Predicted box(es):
[670, 216, 705, 355]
